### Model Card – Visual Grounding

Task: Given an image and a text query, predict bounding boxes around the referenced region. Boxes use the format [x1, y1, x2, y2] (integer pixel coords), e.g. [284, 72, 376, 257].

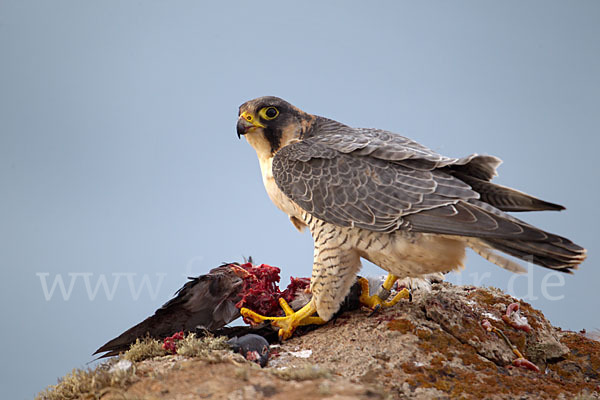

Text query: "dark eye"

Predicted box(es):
[259, 106, 279, 120]
[265, 107, 278, 119]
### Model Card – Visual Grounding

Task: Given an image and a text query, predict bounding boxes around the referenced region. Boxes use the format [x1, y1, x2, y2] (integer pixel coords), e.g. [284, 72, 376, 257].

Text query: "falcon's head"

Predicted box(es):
[237, 96, 315, 157]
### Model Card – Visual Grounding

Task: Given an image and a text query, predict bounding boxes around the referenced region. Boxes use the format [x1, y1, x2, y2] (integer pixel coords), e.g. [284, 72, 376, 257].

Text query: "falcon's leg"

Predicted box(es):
[241, 298, 324, 340]
[358, 274, 411, 312]
[242, 225, 363, 340]
[309, 238, 364, 321]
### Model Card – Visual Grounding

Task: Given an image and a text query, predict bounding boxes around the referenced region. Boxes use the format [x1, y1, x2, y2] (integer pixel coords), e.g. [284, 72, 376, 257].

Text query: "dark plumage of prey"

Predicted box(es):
[228, 334, 270, 367]
[94, 264, 245, 358]
[93, 262, 364, 357]
[236, 96, 587, 337]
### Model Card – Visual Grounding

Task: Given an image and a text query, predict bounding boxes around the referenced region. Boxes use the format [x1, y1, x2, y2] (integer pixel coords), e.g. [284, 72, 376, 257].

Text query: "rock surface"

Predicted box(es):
[41, 283, 600, 399]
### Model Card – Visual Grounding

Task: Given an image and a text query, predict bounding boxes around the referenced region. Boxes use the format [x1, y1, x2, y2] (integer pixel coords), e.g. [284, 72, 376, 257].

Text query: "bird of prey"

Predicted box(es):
[236, 96, 587, 339]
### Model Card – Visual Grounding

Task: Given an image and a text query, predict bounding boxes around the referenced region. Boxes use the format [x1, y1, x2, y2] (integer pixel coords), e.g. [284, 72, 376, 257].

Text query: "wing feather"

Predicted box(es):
[273, 136, 479, 233]
[273, 118, 585, 271]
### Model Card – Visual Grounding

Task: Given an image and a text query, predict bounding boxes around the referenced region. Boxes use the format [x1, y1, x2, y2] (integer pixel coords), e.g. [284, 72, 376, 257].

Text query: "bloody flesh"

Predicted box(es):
[234, 263, 310, 322]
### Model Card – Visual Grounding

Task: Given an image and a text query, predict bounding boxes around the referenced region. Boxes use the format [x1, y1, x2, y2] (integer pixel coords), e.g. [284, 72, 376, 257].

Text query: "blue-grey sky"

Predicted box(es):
[1, 1, 598, 398]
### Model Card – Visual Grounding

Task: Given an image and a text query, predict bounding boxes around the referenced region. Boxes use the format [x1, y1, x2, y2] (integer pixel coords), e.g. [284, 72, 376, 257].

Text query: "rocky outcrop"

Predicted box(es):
[39, 282, 600, 400]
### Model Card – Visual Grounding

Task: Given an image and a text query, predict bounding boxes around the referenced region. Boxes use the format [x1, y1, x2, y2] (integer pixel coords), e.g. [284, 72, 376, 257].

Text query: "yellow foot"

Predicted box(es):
[358, 275, 411, 313]
[240, 299, 325, 340]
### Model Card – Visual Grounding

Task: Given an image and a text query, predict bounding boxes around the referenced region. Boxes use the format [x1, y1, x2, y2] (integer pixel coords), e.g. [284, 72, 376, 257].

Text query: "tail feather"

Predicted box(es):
[449, 171, 565, 212]
[466, 239, 527, 274]
[482, 237, 586, 272]
[93, 314, 174, 357]
[466, 200, 586, 272]
[409, 199, 587, 273]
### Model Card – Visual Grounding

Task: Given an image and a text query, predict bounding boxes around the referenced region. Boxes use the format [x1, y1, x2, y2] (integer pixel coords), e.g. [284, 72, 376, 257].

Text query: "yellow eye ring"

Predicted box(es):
[259, 107, 279, 120]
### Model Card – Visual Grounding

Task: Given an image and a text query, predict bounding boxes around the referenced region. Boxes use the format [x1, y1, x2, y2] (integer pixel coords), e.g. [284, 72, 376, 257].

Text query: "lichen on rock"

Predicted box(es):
[38, 283, 600, 400]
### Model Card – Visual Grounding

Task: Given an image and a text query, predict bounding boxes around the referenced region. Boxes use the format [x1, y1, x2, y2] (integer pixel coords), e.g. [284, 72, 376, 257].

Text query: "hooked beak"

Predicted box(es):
[237, 111, 265, 139]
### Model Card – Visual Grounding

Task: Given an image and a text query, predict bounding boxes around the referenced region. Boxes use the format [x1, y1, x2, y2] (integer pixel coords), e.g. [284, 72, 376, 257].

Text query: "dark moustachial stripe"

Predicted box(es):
[264, 126, 281, 155]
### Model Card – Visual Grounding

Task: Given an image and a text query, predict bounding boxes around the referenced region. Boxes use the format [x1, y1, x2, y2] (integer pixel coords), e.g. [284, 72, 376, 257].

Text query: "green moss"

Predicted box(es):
[36, 360, 136, 400]
[39, 333, 233, 399]
[176, 333, 229, 360]
[122, 333, 229, 363]
[123, 337, 167, 362]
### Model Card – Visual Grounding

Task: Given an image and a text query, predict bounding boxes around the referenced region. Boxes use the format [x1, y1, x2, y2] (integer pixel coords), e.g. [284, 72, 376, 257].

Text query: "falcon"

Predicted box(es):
[236, 96, 586, 339]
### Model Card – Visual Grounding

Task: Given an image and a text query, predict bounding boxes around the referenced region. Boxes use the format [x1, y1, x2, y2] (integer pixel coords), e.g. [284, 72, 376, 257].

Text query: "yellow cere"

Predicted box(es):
[240, 111, 265, 128]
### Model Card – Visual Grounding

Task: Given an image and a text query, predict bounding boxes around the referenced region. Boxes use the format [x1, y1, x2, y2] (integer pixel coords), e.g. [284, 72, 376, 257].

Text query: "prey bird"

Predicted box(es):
[93, 261, 364, 358]
[236, 96, 587, 339]
[94, 264, 246, 358]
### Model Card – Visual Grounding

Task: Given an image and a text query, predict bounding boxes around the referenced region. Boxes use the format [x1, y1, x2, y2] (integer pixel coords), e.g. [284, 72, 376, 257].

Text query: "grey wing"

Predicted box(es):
[309, 120, 563, 212]
[272, 137, 480, 233]
[273, 128, 585, 271]
[309, 118, 502, 180]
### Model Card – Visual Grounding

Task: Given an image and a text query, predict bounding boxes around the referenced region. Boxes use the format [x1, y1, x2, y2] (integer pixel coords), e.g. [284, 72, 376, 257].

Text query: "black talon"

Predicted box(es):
[369, 303, 382, 317]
